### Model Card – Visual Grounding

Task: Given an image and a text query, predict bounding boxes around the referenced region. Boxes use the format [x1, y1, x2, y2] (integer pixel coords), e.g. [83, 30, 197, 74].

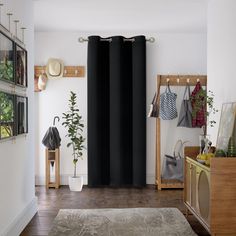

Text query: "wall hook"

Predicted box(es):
[177, 73, 180, 84]
[166, 78, 170, 85]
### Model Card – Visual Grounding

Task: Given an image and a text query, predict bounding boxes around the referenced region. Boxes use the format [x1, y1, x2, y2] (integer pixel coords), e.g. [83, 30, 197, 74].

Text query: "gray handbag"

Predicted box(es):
[162, 140, 185, 182]
[160, 84, 177, 120]
[148, 92, 159, 118]
[177, 85, 193, 128]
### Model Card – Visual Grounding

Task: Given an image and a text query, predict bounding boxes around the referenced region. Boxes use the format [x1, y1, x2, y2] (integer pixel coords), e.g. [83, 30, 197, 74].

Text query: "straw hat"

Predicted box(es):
[46, 58, 64, 79]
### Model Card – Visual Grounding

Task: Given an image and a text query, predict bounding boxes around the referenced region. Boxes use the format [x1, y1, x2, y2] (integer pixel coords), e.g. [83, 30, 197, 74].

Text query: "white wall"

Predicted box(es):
[207, 0, 236, 144]
[34, 0, 208, 32]
[35, 31, 206, 185]
[0, 0, 36, 235]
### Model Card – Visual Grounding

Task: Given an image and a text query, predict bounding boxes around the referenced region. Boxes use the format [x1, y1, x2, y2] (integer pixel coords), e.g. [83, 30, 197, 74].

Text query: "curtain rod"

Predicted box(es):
[78, 37, 155, 43]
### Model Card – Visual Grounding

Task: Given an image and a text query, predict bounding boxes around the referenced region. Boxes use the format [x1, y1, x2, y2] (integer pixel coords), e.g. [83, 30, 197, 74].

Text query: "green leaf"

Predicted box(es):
[67, 143, 72, 148]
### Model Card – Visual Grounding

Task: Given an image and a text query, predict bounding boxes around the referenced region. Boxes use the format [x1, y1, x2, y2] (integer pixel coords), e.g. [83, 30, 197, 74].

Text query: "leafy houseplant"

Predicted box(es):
[62, 91, 85, 183]
[191, 89, 218, 154]
[191, 89, 218, 135]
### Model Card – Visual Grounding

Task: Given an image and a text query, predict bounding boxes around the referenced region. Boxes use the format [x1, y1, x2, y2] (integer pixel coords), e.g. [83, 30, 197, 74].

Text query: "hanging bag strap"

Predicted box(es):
[173, 140, 183, 159]
[173, 140, 189, 159]
[156, 79, 161, 106]
[148, 78, 161, 118]
[152, 78, 161, 117]
[148, 92, 157, 117]
[165, 83, 172, 93]
[152, 92, 157, 104]
[183, 84, 191, 100]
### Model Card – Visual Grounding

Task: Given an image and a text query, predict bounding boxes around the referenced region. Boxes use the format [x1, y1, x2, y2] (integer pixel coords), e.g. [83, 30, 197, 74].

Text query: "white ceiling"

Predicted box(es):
[34, 0, 207, 32]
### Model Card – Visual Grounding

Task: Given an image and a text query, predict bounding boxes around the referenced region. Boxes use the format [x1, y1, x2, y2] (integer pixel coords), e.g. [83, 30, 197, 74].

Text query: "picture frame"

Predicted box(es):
[0, 28, 29, 140]
[15, 43, 27, 87]
[0, 90, 15, 139]
[216, 102, 236, 152]
[0, 31, 15, 84]
[15, 95, 28, 135]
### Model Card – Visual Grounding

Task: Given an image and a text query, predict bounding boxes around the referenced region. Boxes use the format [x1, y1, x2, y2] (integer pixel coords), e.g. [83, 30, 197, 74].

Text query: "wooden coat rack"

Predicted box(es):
[34, 65, 85, 92]
[34, 65, 85, 78]
[156, 75, 207, 190]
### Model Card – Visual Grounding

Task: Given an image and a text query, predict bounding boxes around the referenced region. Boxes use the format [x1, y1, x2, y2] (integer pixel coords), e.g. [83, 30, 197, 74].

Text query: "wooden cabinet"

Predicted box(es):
[184, 146, 236, 236]
[184, 151, 210, 232]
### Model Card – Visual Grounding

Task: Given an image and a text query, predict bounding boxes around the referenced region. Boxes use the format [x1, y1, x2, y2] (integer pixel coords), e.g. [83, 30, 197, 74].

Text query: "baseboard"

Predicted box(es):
[35, 174, 88, 185]
[1, 197, 38, 236]
[146, 174, 155, 184]
[35, 174, 155, 185]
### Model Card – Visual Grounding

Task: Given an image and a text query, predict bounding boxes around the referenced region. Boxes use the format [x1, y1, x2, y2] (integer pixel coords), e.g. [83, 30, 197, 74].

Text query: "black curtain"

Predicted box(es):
[88, 35, 146, 187]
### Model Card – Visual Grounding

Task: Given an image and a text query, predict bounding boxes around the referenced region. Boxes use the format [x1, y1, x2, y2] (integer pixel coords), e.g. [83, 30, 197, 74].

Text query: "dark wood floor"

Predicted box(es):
[21, 185, 209, 236]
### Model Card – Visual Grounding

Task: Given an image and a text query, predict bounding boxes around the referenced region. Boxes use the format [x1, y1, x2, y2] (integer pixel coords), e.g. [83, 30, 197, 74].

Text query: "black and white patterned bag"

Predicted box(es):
[160, 84, 178, 120]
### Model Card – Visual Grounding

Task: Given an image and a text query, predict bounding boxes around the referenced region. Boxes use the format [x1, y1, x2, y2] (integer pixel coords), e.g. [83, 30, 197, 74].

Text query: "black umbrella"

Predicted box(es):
[42, 116, 61, 150]
[42, 116, 61, 168]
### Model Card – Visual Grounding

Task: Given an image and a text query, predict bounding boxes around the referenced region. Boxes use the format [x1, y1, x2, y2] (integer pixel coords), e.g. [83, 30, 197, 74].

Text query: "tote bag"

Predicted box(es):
[160, 84, 177, 120]
[162, 140, 185, 182]
[177, 85, 192, 128]
[148, 92, 159, 118]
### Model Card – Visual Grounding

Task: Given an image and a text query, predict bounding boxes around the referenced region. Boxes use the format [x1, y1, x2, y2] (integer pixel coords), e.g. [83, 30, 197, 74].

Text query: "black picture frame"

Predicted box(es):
[0, 31, 15, 84]
[0, 28, 29, 139]
[15, 95, 28, 135]
[0, 90, 15, 139]
[15, 43, 27, 88]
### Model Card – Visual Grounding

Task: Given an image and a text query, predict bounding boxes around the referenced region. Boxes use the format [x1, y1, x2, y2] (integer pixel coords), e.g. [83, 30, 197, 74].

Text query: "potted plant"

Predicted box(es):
[62, 91, 85, 191]
[191, 89, 218, 154]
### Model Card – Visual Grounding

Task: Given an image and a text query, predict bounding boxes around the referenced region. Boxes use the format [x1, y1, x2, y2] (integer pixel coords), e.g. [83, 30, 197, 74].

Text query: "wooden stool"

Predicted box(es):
[45, 148, 60, 188]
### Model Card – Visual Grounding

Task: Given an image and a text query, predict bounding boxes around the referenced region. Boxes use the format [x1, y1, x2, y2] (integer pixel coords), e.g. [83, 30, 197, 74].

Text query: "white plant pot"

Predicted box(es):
[68, 176, 83, 191]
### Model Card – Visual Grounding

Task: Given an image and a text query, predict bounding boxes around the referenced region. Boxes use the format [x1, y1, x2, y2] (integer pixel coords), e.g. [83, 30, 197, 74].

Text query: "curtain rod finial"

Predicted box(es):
[78, 37, 84, 43]
[148, 37, 155, 43]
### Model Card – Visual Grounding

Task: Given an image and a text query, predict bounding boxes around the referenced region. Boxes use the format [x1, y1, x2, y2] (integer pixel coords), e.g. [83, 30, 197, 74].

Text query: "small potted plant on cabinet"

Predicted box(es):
[191, 89, 218, 155]
[62, 91, 85, 191]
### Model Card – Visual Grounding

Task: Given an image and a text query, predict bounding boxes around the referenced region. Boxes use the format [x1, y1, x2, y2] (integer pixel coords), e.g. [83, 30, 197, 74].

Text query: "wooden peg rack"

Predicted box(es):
[156, 74, 207, 190]
[34, 65, 85, 78]
[158, 75, 207, 86]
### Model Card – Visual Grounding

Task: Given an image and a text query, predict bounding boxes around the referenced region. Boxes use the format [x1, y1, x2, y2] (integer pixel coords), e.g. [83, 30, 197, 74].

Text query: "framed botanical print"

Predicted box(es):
[0, 91, 15, 139]
[15, 44, 27, 87]
[16, 95, 28, 135]
[0, 32, 14, 84]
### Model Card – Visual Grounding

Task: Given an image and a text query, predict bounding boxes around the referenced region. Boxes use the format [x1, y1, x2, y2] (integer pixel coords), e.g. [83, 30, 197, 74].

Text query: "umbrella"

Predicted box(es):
[42, 116, 61, 150]
[42, 116, 61, 168]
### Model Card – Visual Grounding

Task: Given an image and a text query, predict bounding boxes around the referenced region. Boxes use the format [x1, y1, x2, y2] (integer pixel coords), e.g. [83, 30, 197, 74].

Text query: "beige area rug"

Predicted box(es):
[49, 208, 197, 236]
